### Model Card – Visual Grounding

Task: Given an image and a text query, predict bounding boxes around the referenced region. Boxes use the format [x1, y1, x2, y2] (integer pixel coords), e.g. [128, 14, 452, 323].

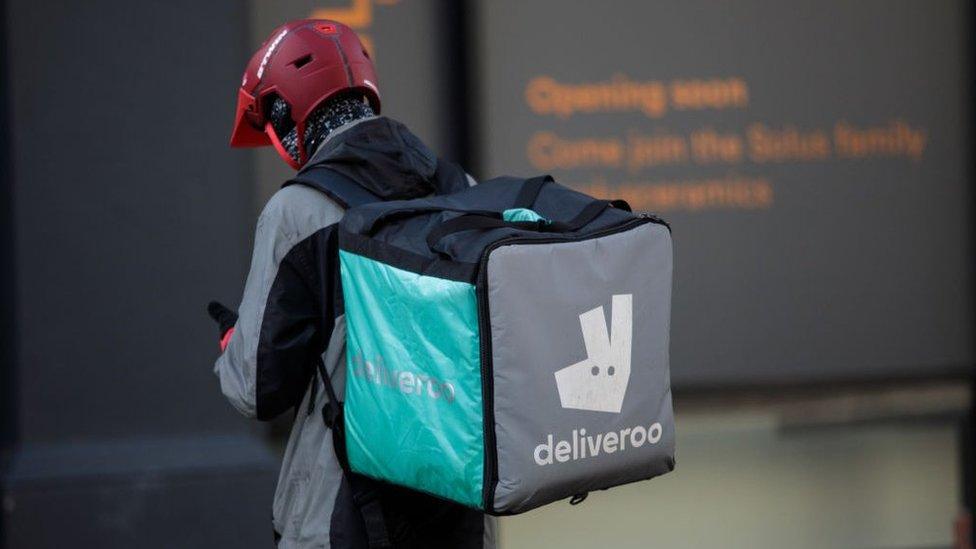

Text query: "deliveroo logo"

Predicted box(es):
[554, 294, 633, 414]
[534, 294, 661, 467]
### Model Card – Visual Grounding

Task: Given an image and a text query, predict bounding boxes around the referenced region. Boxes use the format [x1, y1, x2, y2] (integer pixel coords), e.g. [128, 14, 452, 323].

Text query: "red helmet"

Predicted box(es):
[230, 19, 381, 169]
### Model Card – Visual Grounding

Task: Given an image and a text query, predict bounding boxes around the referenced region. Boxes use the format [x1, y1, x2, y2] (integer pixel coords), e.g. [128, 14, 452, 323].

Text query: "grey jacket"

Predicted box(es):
[215, 117, 495, 548]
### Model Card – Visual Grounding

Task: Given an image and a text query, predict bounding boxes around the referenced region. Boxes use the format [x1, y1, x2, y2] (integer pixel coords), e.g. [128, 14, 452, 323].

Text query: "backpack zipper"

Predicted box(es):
[476, 213, 668, 512]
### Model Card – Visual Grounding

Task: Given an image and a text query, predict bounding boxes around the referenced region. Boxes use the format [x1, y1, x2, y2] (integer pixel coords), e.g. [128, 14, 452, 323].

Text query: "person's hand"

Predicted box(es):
[207, 301, 239, 351]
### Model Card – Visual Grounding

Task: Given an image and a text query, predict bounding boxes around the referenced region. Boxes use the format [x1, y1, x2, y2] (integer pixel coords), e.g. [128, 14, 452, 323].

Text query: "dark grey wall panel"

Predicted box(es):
[478, 0, 974, 386]
[8, 0, 255, 441]
[3, 1, 277, 547]
[3, 435, 275, 548]
[0, 0, 15, 452]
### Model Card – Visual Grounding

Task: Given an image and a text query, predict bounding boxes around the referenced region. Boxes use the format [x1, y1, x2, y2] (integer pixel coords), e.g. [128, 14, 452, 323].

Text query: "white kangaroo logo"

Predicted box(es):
[554, 294, 633, 413]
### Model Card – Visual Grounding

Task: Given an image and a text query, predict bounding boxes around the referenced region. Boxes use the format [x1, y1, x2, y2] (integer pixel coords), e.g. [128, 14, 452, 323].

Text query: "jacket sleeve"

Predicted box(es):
[214, 185, 344, 420]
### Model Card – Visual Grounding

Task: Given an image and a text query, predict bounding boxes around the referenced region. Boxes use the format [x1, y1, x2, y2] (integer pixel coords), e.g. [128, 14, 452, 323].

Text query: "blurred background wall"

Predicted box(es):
[0, 1, 972, 548]
[1, 1, 277, 547]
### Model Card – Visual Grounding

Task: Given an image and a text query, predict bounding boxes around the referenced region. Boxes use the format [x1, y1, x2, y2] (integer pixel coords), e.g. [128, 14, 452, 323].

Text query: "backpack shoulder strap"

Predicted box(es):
[285, 165, 382, 209]
[315, 358, 393, 548]
[286, 165, 393, 547]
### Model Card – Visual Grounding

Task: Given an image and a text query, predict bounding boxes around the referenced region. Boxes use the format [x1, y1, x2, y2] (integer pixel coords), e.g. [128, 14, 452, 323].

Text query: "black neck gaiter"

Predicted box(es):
[269, 92, 375, 165]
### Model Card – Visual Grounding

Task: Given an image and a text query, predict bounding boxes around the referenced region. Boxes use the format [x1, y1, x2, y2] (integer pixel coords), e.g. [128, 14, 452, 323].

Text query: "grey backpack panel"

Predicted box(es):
[486, 222, 675, 513]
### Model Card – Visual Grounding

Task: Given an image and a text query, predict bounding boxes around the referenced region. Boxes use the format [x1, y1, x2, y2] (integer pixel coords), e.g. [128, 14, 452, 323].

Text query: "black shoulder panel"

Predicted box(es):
[255, 224, 340, 420]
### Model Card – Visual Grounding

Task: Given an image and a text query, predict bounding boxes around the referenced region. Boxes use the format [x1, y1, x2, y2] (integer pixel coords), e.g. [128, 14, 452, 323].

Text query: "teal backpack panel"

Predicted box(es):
[339, 250, 485, 508]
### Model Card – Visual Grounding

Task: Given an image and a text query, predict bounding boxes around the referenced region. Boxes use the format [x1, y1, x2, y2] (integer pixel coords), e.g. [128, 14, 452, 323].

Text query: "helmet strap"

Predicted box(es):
[265, 121, 302, 171]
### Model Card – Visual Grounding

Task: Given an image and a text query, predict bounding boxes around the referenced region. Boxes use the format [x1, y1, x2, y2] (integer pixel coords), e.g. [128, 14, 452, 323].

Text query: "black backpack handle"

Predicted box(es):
[425, 197, 629, 256]
[512, 174, 630, 215]
[361, 206, 501, 236]
[364, 175, 554, 237]
[513, 175, 554, 209]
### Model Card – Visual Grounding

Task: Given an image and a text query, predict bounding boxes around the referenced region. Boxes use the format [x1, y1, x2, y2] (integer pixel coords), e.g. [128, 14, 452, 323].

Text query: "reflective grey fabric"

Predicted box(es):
[214, 184, 344, 417]
[273, 318, 348, 547]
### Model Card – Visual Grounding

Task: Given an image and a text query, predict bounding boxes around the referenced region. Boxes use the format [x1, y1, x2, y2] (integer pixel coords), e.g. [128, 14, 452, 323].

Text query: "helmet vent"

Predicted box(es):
[314, 23, 337, 35]
[291, 54, 313, 69]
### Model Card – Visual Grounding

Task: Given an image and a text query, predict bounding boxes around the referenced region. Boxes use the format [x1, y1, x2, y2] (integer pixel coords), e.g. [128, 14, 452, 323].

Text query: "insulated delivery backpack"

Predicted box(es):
[330, 174, 675, 515]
